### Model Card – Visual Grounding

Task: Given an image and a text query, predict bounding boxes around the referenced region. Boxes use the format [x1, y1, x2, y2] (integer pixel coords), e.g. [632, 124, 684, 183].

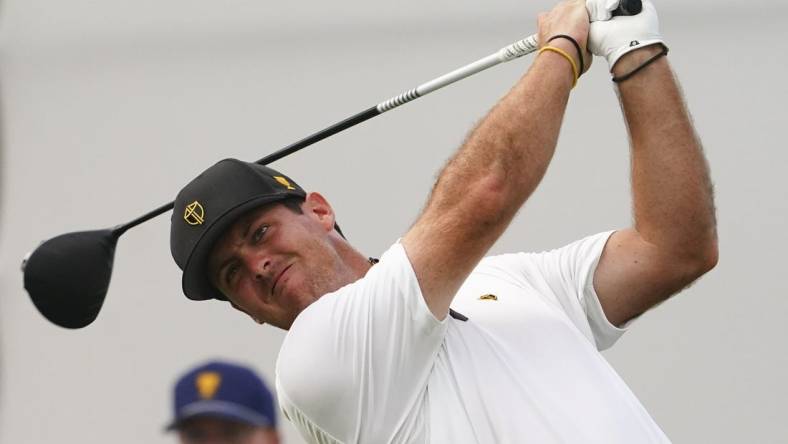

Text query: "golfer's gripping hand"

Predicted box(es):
[538, 0, 593, 75]
[587, 0, 665, 69]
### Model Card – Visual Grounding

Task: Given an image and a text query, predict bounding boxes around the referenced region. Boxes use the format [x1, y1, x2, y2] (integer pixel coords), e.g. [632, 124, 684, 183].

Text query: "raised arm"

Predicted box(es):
[403, 0, 592, 319]
[589, 1, 718, 326]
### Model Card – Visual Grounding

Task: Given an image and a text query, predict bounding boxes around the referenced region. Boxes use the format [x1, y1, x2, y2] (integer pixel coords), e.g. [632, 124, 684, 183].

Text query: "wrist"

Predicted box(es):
[538, 36, 585, 88]
[538, 46, 578, 88]
[545, 38, 584, 74]
[612, 43, 664, 75]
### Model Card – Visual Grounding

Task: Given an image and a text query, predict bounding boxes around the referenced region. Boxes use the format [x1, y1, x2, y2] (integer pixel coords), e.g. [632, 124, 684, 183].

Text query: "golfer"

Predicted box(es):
[169, 0, 717, 442]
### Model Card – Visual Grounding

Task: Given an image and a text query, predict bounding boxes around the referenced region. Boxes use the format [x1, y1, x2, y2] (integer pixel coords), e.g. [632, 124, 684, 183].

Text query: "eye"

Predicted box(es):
[252, 225, 269, 243]
[224, 262, 240, 287]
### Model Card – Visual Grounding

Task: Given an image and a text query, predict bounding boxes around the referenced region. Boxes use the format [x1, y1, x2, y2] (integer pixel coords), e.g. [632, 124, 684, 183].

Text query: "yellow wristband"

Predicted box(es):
[538, 46, 579, 88]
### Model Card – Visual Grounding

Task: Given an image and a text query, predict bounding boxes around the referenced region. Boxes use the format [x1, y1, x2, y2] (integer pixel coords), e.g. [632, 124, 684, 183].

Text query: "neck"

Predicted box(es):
[329, 233, 374, 280]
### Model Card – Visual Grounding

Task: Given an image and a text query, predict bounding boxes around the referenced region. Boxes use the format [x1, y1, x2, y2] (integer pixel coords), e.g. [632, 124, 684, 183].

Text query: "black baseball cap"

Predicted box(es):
[170, 159, 306, 301]
[166, 360, 277, 430]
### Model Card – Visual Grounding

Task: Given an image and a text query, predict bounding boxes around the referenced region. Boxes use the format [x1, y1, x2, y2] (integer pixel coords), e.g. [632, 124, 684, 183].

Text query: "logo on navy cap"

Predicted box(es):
[196, 371, 221, 399]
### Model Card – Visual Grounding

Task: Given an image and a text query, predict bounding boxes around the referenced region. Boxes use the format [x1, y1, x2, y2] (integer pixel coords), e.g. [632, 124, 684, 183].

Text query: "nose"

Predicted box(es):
[240, 250, 272, 282]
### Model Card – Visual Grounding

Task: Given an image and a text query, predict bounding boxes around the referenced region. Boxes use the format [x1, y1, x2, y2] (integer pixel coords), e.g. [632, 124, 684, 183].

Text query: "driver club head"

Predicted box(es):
[22, 228, 119, 329]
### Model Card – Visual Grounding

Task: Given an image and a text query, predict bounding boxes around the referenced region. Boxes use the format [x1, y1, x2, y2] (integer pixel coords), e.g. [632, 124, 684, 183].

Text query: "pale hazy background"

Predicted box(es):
[1, 1, 786, 443]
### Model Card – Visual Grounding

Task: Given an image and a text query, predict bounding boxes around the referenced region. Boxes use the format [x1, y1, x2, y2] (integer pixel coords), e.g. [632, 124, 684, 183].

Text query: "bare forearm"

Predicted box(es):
[430, 46, 575, 229]
[404, 1, 590, 319]
[615, 47, 717, 261]
[405, 47, 577, 316]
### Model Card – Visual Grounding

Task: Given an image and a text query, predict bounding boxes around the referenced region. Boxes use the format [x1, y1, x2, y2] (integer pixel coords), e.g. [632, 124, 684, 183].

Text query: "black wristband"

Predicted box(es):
[548, 34, 585, 77]
[612, 44, 669, 83]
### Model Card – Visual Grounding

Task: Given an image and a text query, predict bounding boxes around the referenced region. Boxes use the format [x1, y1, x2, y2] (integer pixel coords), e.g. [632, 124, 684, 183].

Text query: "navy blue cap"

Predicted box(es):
[167, 360, 277, 430]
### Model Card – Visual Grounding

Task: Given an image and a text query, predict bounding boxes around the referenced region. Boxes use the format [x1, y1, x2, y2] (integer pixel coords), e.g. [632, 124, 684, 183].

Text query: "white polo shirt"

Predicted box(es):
[276, 231, 670, 443]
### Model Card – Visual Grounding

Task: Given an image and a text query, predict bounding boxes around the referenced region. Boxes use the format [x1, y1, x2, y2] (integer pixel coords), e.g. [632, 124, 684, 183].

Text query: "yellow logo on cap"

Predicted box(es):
[273, 176, 295, 190]
[479, 294, 498, 301]
[184, 201, 205, 226]
[196, 371, 221, 399]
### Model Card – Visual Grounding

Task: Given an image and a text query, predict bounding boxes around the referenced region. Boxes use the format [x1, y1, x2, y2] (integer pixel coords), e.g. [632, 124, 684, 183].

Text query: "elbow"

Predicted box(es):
[700, 240, 719, 273]
[693, 229, 719, 275]
[675, 237, 719, 281]
[468, 175, 516, 221]
[437, 175, 516, 237]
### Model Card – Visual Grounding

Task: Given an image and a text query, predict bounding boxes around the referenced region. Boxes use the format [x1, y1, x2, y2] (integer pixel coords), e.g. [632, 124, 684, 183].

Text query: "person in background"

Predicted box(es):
[166, 360, 280, 444]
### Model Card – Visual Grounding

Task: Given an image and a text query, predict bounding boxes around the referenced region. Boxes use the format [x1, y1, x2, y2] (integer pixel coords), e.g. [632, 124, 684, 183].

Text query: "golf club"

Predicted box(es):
[21, 0, 642, 329]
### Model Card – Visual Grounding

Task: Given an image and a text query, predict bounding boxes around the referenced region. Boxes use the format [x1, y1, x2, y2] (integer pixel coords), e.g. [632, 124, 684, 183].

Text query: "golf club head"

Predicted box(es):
[22, 229, 119, 329]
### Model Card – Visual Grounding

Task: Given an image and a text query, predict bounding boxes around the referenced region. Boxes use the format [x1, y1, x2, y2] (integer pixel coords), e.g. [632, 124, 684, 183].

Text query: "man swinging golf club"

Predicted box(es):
[170, 0, 717, 442]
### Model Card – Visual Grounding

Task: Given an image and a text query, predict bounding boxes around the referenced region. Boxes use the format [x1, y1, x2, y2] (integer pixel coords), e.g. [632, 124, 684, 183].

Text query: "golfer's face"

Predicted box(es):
[209, 198, 342, 329]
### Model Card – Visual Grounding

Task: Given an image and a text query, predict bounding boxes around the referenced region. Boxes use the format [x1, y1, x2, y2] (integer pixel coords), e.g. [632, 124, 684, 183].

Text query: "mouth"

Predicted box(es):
[271, 263, 293, 298]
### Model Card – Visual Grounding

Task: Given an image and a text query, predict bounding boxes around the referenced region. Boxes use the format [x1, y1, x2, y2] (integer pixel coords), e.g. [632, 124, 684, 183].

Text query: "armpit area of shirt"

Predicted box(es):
[582, 231, 632, 350]
[395, 239, 451, 326]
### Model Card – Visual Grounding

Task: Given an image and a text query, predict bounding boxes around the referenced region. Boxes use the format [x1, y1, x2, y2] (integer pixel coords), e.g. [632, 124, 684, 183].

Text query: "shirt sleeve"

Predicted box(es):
[490, 231, 627, 351]
[275, 242, 447, 443]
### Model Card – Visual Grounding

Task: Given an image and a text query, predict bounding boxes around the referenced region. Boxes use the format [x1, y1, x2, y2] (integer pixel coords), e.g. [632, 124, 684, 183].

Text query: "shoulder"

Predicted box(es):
[275, 242, 444, 441]
[276, 290, 362, 440]
[481, 232, 615, 269]
[468, 231, 616, 293]
[274, 241, 423, 401]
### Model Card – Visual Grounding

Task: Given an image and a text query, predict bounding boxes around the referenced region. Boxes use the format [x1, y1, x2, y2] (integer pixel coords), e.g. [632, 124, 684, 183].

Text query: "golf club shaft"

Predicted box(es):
[253, 35, 540, 163]
[113, 34, 542, 235]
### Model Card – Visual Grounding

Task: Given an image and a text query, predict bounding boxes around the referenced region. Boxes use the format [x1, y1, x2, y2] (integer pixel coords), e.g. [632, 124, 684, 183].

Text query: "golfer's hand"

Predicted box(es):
[587, 0, 665, 69]
[538, 0, 592, 75]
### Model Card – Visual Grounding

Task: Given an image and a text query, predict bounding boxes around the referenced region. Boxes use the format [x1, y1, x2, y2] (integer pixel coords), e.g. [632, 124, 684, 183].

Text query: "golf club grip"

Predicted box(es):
[378, 35, 540, 113]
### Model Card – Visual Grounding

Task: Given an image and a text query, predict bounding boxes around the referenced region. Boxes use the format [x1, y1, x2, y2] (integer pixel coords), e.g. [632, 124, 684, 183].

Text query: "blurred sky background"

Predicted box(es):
[1, 1, 787, 443]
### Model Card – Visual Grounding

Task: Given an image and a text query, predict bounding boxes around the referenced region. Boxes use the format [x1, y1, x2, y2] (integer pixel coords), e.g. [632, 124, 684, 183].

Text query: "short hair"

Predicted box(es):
[279, 196, 306, 214]
[277, 196, 345, 238]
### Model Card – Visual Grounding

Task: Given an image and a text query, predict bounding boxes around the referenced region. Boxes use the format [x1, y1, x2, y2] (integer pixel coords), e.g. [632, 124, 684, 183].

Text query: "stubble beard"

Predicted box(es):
[284, 241, 354, 327]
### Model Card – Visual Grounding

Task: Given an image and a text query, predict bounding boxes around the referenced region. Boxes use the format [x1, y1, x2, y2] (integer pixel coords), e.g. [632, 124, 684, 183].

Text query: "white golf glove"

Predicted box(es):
[586, 0, 665, 69]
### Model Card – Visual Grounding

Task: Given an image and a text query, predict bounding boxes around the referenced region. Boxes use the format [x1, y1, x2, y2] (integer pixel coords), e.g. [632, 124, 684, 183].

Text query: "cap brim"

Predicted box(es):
[165, 400, 274, 431]
[181, 193, 301, 301]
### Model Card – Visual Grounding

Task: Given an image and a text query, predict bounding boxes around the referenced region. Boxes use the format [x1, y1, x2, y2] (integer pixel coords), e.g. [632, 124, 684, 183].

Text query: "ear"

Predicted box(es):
[303, 192, 336, 233]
